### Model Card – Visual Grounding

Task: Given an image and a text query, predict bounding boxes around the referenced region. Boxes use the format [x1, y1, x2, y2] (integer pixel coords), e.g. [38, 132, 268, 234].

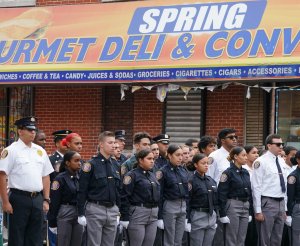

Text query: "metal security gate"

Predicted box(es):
[245, 87, 264, 148]
[165, 90, 202, 145]
[0, 86, 33, 149]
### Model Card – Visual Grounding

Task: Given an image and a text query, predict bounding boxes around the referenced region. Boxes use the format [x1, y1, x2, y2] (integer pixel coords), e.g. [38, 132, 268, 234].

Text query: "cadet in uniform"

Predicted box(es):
[120, 149, 160, 246]
[49, 130, 72, 179]
[121, 132, 151, 176]
[0, 117, 54, 246]
[156, 144, 189, 246]
[48, 151, 83, 246]
[286, 150, 300, 246]
[153, 134, 170, 169]
[188, 153, 218, 246]
[61, 133, 83, 153]
[207, 128, 238, 246]
[48, 130, 71, 246]
[218, 146, 252, 246]
[34, 129, 47, 149]
[198, 136, 217, 157]
[115, 130, 128, 164]
[77, 131, 120, 246]
[252, 134, 287, 246]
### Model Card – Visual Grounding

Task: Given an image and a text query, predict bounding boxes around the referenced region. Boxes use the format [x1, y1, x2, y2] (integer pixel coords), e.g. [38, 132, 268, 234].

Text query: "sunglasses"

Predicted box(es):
[270, 142, 284, 147]
[225, 135, 238, 140]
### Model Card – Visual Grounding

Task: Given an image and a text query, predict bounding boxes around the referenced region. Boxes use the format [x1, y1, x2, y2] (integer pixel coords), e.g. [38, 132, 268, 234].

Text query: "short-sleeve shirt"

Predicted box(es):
[0, 139, 54, 192]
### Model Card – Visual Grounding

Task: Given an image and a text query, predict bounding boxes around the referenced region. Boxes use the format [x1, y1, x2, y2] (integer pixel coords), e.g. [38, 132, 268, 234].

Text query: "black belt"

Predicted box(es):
[10, 188, 42, 198]
[88, 200, 115, 208]
[231, 197, 249, 202]
[131, 203, 158, 208]
[262, 196, 284, 202]
[62, 202, 77, 206]
[193, 207, 209, 213]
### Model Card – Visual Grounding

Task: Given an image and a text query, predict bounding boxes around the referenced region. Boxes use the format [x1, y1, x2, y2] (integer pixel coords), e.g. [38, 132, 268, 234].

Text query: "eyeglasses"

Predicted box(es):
[270, 142, 284, 147]
[225, 135, 238, 140]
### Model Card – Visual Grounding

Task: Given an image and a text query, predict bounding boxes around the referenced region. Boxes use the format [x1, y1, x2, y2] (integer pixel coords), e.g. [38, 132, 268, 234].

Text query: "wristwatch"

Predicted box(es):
[44, 198, 51, 204]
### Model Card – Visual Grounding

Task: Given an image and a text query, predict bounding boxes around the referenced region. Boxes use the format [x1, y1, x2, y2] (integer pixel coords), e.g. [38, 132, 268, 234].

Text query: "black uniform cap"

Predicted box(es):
[52, 129, 72, 142]
[14, 116, 37, 130]
[115, 130, 126, 140]
[153, 134, 170, 144]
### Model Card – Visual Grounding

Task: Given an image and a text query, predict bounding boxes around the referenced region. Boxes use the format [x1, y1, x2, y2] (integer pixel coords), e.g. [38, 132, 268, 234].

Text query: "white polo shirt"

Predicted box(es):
[0, 139, 54, 192]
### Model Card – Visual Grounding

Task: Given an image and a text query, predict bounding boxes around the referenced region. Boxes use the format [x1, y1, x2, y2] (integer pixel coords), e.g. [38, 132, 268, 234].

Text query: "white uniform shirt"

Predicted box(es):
[251, 151, 287, 213]
[0, 139, 54, 192]
[207, 146, 230, 184]
[283, 163, 295, 175]
[243, 164, 253, 180]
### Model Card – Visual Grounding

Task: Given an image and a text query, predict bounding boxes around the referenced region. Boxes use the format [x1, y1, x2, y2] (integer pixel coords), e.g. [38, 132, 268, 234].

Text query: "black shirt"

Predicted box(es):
[218, 162, 253, 217]
[120, 166, 160, 220]
[48, 170, 79, 227]
[287, 166, 300, 215]
[77, 153, 121, 216]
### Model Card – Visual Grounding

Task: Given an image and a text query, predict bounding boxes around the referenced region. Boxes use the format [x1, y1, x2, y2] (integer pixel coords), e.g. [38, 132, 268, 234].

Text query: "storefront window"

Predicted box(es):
[276, 89, 300, 149]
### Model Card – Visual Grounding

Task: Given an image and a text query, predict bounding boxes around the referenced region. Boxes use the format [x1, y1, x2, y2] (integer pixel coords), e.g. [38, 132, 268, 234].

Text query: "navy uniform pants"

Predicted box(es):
[9, 191, 43, 246]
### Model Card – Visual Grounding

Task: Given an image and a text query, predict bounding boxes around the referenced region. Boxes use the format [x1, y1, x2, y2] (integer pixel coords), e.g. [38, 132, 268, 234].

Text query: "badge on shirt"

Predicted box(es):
[188, 182, 192, 191]
[82, 162, 91, 173]
[288, 176, 296, 184]
[51, 181, 60, 190]
[123, 175, 132, 185]
[37, 149, 43, 157]
[156, 170, 163, 180]
[253, 161, 260, 169]
[220, 173, 228, 182]
[0, 149, 8, 159]
[208, 157, 214, 165]
[121, 165, 127, 176]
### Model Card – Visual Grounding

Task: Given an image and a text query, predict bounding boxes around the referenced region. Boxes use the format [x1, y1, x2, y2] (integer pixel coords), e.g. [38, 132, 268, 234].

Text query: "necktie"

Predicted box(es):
[106, 160, 116, 202]
[275, 156, 286, 193]
[205, 178, 214, 216]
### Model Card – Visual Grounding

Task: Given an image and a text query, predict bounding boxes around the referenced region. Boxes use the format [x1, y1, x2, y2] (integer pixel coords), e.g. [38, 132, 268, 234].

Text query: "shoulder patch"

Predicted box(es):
[121, 165, 127, 175]
[253, 161, 260, 169]
[0, 149, 8, 160]
[123, 175, 132, 185]
[288, 176, 296, 185]
[219, 173, 228, 183]
[156, 170, 163, 180]
[208, 157, 214, 165]
[188, 182, 192, 191]
[37, 149, 43, 157]
[51, 180, 60, 190]
[82, 162, 91, 173]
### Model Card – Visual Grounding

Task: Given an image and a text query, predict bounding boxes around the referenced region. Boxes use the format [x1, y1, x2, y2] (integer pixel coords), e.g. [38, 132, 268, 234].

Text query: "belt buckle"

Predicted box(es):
[31, 192, 37, 197]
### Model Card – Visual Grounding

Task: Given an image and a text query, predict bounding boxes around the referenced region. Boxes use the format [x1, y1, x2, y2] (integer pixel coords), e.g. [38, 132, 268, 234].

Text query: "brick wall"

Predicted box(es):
[103, 86, 134, 149]
[34, 85, 102, 160]
[133, 88, 164, 138]
[205, 85, 245, 144]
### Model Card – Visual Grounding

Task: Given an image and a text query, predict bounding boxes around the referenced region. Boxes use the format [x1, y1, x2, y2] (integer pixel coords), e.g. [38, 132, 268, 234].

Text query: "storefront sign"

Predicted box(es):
[0, 0, 299, 83]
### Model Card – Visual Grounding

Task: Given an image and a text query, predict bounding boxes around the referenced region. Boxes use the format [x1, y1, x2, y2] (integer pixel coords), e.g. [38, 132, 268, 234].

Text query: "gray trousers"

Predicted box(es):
[190, 210, 216, 246]
[162, 199, 186, 246]
[85, 202, 119, 246]
[128, 206, 158, 246]
[258, 197, 285, 246]
[225, 199, 249, 246]
[292, 203, 300, 246]
[57, 205, 84, 246]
